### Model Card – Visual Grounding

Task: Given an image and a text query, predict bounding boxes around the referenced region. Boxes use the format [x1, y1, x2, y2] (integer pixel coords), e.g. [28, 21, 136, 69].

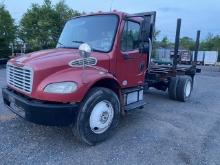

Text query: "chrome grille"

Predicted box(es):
[69, 57, 97, 67]
[7, 63, 33, 93]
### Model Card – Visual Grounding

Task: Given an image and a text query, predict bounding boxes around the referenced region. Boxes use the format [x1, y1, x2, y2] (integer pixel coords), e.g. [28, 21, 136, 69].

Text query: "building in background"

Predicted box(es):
[154, 48, 219, 66]
[192, 51, 219, 65]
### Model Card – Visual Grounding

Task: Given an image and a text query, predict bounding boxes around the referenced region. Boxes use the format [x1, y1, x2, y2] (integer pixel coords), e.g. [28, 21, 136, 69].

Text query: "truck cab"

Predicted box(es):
[2, 11, 199, 145]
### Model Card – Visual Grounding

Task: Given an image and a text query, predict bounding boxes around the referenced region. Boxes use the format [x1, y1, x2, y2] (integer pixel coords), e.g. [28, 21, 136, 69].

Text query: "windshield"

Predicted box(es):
[57, 15, 119, 52]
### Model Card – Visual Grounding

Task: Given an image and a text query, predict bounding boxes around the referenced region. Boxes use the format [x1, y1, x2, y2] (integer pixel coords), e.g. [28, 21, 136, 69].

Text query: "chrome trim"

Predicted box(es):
[69, 57, 97, 68]
[6, 63, 33, 93]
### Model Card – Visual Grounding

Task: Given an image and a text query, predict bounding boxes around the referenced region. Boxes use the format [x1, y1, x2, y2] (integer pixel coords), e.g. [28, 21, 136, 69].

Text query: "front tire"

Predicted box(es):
[72, 87, 120, 145]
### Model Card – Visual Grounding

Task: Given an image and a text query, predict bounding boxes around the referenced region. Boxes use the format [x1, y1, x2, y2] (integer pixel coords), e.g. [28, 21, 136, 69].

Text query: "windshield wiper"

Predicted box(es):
[57, 41, 75, 49]
[72, 40, 85, 44]
[57, 41, 65, 46]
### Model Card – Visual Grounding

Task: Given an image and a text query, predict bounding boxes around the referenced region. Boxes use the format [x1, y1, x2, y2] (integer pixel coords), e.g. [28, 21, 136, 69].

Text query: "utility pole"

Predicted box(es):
[110, 0, 114, 11]
[9, 43, 14, 57]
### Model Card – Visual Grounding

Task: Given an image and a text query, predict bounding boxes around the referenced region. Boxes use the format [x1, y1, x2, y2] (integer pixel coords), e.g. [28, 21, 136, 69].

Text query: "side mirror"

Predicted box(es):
[139, 15, 155, 54]
[139, 16, 152, 42]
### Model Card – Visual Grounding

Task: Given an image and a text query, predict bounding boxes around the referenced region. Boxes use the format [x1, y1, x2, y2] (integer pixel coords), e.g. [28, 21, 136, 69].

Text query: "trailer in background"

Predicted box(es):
[196, 51, 204, 65]
[171, 50, 191, 64]
[155, 49, 218, 66]
[154, 48, 172, 64]
[204, 51, 218, 65]
[180, 50, 190, 64]
[154, 49, 190, 65]
[192, 51, 218, 65]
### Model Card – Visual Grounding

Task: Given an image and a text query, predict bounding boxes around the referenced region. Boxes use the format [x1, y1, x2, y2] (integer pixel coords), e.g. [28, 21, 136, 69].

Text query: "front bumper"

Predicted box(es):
[2, 88, 79, 126]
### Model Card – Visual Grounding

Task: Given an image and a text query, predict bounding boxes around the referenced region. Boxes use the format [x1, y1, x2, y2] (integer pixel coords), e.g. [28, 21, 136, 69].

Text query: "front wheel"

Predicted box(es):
[72, 87, 120, 145]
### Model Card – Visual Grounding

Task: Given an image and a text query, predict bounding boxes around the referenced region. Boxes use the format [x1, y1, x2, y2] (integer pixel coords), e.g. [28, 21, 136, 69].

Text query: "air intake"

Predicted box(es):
[6, 63, 33, 93]
[69, 57, 97, 68]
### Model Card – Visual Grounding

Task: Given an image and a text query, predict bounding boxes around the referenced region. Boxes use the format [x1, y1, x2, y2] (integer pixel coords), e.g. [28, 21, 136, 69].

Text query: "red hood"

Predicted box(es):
[10, 48, 80, 70]
[8, 48, 111, 97]
[10, 48, 110, 71]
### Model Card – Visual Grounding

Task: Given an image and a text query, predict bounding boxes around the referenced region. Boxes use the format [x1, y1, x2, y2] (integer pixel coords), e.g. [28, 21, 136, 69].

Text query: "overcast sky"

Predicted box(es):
[2, 0, 220, 41]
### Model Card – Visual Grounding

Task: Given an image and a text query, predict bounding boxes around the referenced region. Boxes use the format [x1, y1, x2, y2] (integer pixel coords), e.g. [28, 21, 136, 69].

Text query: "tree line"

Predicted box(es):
[0, 0, 219, 61]
[0, 0, 80, 58]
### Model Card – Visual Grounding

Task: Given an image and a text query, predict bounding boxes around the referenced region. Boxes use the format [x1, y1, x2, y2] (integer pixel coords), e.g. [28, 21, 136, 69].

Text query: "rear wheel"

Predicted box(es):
[168, 76, 179, 100]
[72, 87, 120, 145]
[176, 76, 193, 102]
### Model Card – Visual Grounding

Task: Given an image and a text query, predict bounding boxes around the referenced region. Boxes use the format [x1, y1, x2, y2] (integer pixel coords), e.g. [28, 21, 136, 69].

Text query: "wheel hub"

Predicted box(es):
[185, 80, 191, 97]
[89, 100, 114, 134]
[100, 111, 109, 124]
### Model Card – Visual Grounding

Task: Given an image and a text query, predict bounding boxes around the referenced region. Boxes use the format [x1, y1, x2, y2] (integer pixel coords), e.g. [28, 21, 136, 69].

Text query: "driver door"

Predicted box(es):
[116, 20, 147, 88]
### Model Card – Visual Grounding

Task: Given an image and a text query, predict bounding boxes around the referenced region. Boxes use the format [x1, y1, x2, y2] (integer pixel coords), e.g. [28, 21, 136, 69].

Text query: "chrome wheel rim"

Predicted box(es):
[185, 80, 191, 97]
[89, 100, 114, 134]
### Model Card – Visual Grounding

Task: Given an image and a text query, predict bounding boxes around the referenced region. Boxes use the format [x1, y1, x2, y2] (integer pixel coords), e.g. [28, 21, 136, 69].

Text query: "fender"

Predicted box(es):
[31, 67, 120, 103]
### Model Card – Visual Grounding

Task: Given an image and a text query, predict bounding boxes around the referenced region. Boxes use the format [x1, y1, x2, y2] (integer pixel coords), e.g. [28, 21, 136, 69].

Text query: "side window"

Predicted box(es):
[121, 21, 140, 52]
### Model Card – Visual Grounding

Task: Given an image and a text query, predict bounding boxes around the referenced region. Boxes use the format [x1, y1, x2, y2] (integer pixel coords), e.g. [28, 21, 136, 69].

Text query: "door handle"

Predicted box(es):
[122, 53, 137, 60]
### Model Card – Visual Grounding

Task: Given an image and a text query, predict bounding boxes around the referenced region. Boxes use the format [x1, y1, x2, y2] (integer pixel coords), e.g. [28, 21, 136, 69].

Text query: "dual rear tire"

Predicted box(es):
[168, 76, 193, 102]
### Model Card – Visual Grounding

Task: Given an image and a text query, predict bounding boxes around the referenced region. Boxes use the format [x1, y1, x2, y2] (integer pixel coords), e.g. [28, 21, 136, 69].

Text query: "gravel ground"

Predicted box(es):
[0, 66, 220, 165]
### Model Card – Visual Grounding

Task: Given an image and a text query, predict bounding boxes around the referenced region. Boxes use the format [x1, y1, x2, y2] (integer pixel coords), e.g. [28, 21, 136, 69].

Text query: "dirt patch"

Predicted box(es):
[0, 115, 16, 122]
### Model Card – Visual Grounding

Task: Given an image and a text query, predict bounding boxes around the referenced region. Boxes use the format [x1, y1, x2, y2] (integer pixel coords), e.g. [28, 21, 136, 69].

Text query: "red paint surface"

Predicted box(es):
[8, 12, 148, 103]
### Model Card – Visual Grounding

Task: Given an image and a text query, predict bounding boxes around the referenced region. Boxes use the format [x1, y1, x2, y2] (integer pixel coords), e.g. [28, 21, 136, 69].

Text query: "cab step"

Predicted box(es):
[124, 100, 146, 111]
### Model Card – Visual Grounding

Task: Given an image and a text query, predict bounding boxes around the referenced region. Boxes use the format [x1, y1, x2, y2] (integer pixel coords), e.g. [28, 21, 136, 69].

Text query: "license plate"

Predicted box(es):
[9, 96, 25, 118]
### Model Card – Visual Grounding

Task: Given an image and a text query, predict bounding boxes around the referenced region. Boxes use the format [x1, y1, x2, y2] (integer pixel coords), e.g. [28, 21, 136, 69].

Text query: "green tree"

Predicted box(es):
[152, 29, 161, 58]
[160, 36, 171, 48]
[152, 29, 161, 48]
[19, 0, 80, 52]
[153, 29, 160, 41]
[200, 34, 220, 61]
[55, 0, 80, 34]
[200, 33, 215, 50]
[180, 36, 195, 50]
[0, 4, 16, 58]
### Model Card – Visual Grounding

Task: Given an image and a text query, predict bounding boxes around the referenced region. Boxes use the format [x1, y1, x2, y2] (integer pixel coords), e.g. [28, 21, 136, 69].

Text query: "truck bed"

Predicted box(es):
[149, 64, 197, 74]
[146, 64, 201, 85]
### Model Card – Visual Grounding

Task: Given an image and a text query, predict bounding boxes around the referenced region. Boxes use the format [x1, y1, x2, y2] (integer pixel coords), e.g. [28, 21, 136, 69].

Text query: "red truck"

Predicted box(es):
[2, 11, 201, 145]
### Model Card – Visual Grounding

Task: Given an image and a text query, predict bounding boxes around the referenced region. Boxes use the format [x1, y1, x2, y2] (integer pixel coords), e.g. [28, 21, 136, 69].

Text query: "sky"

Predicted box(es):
[2, 0, 220, 41]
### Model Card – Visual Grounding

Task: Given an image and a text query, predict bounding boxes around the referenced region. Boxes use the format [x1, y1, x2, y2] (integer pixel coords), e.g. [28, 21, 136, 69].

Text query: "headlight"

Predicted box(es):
[44, 82, 77, 94]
